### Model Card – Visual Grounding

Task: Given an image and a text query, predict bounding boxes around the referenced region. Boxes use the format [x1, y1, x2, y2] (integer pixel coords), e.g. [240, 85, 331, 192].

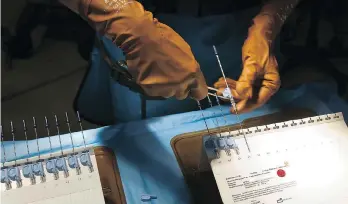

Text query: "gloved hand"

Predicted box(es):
[214, 0, 301, 114]
[59, 0, 208, 100]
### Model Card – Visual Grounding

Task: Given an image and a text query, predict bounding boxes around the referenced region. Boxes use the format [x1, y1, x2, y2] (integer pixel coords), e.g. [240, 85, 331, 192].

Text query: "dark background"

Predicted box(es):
[1, 0, 348, 141]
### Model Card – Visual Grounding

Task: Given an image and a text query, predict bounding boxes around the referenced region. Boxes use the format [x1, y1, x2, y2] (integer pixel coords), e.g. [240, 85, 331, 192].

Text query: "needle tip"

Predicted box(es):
[212, 45, 217, 54]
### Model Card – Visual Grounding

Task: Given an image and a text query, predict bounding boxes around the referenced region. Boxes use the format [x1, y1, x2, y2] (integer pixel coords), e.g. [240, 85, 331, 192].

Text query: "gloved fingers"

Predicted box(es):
[236, 61, 260, 99]
[213, 78, 242, 101]
[140, 62, 203, 102]
[230, 99, 248, 114]
[217, 87, 242, 100]
[213, 78, 237, 89]
[188, 70, 208, 101]
[246, 66, 280, 111]
[141, 84, 176, 98]
[175, 81, 193, 100]
[262, 56, 281, 93]
[230, 73, 279, 114]
[213, 88, 239, 102]
[230, 86, 273, 114]
[216, 77, 237, 84]
[235, 81, 253, 101]
[261, 73, 280, 96]
[175, 88, 190, 100]
[140, 68, 205, 100]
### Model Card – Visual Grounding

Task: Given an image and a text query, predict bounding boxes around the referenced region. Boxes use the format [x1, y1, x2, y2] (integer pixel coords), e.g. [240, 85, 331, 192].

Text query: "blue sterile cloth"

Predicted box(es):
[2, 80, 348, 204]
[75, 8, 287, 125]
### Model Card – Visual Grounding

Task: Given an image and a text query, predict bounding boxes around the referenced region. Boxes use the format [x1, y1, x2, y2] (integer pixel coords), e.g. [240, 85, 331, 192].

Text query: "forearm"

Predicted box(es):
[58, 0, 147, 41]
[58, 0, 143, 17]
[253, 0, 303, 40]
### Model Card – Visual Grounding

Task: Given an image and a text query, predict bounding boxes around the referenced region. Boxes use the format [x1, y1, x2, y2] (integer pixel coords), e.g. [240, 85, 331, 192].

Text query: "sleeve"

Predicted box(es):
[58, 0, 148, 40]
[255, 0, 303, 40]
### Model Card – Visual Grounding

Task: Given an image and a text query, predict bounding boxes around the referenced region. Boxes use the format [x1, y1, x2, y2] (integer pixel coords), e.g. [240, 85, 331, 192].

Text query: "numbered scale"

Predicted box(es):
[203, 112, 348, 204]
[1, 113, 105, 204]
[1, 148, 104, 204]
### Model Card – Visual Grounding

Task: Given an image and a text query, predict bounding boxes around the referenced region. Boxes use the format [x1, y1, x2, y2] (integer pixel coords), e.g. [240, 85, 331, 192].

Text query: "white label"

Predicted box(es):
[211, 117, 348, 204]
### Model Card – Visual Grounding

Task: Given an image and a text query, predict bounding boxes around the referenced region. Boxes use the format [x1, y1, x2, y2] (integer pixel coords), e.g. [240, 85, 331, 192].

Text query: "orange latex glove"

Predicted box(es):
[58, 0, 208, 100]
[214, 0, 301, 114]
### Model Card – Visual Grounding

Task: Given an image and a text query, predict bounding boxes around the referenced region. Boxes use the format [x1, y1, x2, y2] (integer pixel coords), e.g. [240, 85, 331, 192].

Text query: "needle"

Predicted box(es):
[212, 45, 251, 153]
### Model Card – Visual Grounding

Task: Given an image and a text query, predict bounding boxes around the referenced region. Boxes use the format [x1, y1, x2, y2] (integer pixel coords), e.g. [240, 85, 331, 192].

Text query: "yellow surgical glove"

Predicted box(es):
[59, 0, 208, 100]
[215, 0, 302, 114]
[235, 15, 281, 113]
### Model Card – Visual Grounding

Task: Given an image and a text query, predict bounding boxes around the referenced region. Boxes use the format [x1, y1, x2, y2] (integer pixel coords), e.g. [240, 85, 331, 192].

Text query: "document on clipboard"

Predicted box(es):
[208, 113, 348, 204]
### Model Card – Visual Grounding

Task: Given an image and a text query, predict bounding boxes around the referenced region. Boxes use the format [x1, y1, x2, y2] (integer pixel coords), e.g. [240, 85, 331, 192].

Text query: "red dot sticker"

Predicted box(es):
[277, 169, 286, 177]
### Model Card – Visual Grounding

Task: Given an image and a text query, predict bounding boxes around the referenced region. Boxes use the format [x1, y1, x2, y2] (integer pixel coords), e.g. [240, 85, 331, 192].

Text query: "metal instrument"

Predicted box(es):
[199, 45, 251, 154]
[0, 112, 105, 204]
[199, 47, 348, 204]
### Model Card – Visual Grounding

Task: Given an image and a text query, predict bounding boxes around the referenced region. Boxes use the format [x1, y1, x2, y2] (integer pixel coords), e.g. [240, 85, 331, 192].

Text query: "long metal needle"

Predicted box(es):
[213, 45, 229, 88]
[196, 100, 211, 136]
[10, 122, 17, 166]
[212, 45, 251, 153]
[214, 94, 232, 137]
[45, 117, 53, 157]
[65, 112, 75, 154]
[1, 125, 6, 164]
[206, 95, 223, 138]
[33, 117, 41, 160]
[23, 120, 31, 163]
[76, 111, 87, 150]
[54, 115, 64, 156]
